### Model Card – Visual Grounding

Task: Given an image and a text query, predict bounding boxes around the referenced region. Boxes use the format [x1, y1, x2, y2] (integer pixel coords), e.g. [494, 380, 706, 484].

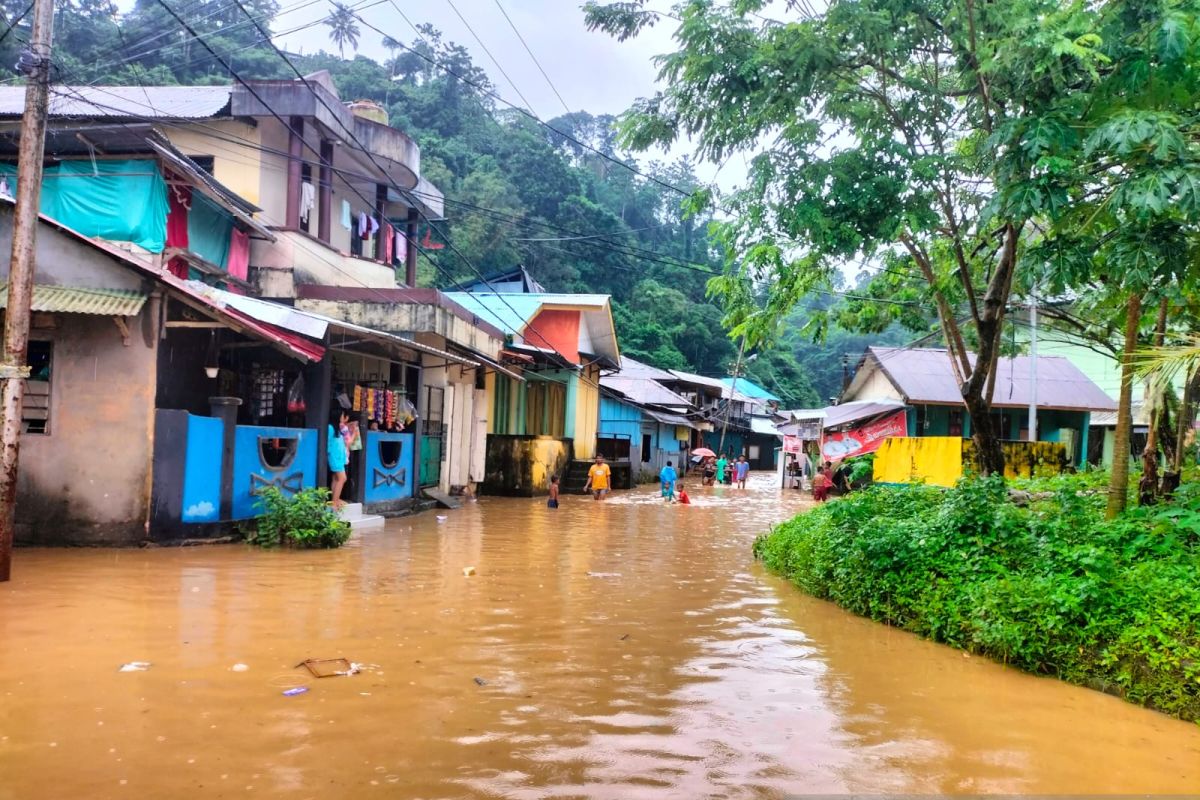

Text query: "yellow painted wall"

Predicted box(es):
[484, 371, 496, 434]
[874, 437, 964, 487]
[572, 364, 601, 459]
[165, 120, 264, 209]
[877, 436, 1072, 487]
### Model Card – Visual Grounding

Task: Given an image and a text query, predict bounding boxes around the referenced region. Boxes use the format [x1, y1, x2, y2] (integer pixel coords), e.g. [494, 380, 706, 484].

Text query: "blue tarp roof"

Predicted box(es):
[720, 377, 781, 402]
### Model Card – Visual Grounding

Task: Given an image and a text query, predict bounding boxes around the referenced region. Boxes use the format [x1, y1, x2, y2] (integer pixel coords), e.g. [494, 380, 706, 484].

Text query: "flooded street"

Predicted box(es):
[2, 474, 1199, 798]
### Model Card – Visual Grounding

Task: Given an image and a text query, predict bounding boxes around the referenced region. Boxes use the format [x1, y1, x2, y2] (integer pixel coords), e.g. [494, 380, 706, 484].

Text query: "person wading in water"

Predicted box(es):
[583, 454, 612, 501]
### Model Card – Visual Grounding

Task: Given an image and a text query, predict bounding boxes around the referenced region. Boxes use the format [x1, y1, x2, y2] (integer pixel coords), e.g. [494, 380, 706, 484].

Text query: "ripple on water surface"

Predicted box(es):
[1, 473, 1199, 798]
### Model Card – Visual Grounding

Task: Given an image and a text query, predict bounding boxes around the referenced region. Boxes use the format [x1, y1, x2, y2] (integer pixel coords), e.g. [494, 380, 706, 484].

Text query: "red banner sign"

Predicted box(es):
[820, 410, 908, 460]
[783, 435, 804, 454]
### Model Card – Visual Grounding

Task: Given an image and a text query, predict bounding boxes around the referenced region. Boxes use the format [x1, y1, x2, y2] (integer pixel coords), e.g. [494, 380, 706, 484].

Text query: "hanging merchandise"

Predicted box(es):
[365, 387, 375, 419]
[253, 369, 285, 419]
[286, 375, 306, 414]
[397, 397, 416, 427]
[384, 390, 395, 428]
[353, 385, 363, 412]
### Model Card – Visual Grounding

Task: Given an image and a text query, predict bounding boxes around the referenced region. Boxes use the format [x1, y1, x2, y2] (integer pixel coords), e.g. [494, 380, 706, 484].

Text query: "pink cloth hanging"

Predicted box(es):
[227, 228, 250, 290]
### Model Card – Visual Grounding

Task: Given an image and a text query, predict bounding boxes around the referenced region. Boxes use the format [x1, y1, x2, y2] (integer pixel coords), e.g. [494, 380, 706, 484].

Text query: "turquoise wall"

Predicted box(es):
[908, 404, 1090, 465]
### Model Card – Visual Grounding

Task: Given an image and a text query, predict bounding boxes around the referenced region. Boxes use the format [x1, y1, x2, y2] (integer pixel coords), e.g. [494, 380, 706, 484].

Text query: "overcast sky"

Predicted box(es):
[270, 0, 750, 190]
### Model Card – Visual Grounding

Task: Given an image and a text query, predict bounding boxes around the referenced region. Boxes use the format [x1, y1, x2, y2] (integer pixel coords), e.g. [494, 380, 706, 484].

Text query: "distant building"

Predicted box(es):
[445, 291, 620, 495]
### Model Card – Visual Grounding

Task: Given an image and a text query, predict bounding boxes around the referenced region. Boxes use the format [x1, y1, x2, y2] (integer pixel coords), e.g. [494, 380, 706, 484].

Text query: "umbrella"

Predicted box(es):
[692, 447, 716, 458]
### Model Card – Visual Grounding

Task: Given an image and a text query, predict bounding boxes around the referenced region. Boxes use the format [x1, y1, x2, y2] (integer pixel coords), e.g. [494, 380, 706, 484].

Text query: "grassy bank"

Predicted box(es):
[754, 474, 1200, 720]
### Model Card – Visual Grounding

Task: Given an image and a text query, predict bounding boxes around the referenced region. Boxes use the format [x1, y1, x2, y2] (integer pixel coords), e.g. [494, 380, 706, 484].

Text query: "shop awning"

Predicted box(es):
[0, 284, 147, 316]
[186, 283, 474, 368]
[823, 400, 907, 429]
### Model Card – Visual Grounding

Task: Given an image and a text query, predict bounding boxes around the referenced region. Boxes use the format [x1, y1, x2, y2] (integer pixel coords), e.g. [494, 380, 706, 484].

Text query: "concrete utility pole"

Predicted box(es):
[0, 0, 55, 583]
[1028, 294, 1038, 443]
[717, 336, 746, 456]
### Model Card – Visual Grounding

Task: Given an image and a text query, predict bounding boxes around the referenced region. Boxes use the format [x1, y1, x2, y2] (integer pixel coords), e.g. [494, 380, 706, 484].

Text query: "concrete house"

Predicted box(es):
[842, 346, 1118, 466]
[444, 291, 620, 495]
[0, 76, 523, 539]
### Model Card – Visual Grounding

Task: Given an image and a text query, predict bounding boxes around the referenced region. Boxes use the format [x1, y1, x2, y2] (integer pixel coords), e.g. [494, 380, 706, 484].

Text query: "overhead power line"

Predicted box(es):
[369, 2, 692, 200]
[491, 0, 572, 116]
[443, 0, 537, 114]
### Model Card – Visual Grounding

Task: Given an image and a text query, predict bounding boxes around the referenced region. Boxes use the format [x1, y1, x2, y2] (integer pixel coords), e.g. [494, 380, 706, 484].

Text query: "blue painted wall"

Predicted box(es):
[364, 431, 416, 503]
[599, 396, 645, 448]
[181, 414, 222, 523]
[231, 425, 318, 520]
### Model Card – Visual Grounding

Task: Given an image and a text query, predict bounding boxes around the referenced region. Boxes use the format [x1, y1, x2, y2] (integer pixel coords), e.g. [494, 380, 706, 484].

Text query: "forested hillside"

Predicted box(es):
[0, 0, 910, 404]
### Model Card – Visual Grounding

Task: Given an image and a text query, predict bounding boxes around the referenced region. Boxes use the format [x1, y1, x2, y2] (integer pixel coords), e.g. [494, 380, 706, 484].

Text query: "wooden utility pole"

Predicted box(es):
[0, 0, 55, 582]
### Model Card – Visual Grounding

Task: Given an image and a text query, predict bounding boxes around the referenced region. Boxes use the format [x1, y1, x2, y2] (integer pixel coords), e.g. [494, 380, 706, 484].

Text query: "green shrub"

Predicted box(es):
[250, 486, 352, 549]
[753, 474, 1200, 720]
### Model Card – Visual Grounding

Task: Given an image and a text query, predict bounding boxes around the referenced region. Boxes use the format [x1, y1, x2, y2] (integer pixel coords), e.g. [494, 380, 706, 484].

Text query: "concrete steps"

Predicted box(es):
[337, 502, 385, 530]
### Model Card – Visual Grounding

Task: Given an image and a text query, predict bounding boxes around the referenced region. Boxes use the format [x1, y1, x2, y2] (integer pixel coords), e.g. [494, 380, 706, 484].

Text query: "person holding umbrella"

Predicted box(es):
[692, 447, 717, 486]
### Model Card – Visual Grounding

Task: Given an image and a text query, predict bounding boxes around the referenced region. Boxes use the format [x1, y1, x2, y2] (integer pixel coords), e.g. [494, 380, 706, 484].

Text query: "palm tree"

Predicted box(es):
[325, 3, 360, 59]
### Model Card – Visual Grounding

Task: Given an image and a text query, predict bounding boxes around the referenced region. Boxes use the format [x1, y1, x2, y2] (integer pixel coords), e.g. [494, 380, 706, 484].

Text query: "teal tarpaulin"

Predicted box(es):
[187, 191, 232, 270]
[0, 159, 169, 253]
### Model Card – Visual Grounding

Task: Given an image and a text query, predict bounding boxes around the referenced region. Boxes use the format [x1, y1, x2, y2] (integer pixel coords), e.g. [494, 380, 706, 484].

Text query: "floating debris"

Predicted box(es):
[586, 572, 622, 579]
[462, 566, 476, 577]
[296, 658, 359, 678]
[281, 687, 308, 697]
[473, 677, 487, 686]
[118, 661, 151, 672]
[230, 663, 249, 673]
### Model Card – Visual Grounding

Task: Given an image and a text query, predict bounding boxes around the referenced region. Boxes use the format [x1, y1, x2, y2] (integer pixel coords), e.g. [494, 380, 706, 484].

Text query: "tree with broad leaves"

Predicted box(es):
[585, 0, 1200, 478]
[324, 2, 360, 59]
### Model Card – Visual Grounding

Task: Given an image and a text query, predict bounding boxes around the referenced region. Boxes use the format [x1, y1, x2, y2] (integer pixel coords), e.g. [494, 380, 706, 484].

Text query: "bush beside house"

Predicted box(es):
[754, 475, 1200, 720]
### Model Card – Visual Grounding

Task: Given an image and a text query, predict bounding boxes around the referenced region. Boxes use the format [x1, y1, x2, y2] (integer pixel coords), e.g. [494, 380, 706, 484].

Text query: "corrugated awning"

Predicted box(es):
[643, 408, 695, 428]
[0, 285, 147, 316]
[750, 416, 783, 437]
[454, 347, 526, 382]
[823, 400, 907, 429]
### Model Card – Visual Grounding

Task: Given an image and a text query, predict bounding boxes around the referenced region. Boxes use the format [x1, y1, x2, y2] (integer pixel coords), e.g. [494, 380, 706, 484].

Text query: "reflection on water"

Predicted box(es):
[1, 474, 1198, 799]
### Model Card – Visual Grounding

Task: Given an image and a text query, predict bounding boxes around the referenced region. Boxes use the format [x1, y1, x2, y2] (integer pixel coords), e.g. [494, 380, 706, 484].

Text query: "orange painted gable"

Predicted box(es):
[526, 309, 581, 363]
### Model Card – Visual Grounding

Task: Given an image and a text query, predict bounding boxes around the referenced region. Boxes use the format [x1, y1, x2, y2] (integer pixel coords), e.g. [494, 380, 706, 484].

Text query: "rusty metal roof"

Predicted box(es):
[0, 86, 233, 119]
[0, 285, 147, 316]
[865, 347, 1117, 412]
[601, 376, 692, 408]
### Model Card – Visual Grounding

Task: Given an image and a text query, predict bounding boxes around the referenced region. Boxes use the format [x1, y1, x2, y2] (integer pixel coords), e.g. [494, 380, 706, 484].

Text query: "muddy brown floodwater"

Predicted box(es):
[2, 474, 1200, 799]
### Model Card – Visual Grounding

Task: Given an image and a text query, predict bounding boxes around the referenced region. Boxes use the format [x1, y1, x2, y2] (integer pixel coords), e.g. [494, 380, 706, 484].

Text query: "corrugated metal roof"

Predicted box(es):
[643, 408, 695, 428]
[721, 377, 781, 402]
[666, 369, 728, 391]
[867, 347, 1117, 412]
[823, 400, 907, 429]
[0, 86, 233, 118]
[615, 355, 675, 381]
[195, 284, 475, 367]
[601, 376, 692, 408]
[0, 285, 147, 316]
[750, 416, 783, 436]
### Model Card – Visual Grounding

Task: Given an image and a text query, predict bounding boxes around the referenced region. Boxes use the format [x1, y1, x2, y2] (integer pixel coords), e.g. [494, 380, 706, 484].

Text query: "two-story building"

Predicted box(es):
[0, 75, 515, 540]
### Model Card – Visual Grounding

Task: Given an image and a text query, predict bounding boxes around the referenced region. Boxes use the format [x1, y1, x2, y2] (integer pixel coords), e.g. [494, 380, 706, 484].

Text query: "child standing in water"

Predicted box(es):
[677, 483, 691, 505]
[547, 475, 560, 509]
